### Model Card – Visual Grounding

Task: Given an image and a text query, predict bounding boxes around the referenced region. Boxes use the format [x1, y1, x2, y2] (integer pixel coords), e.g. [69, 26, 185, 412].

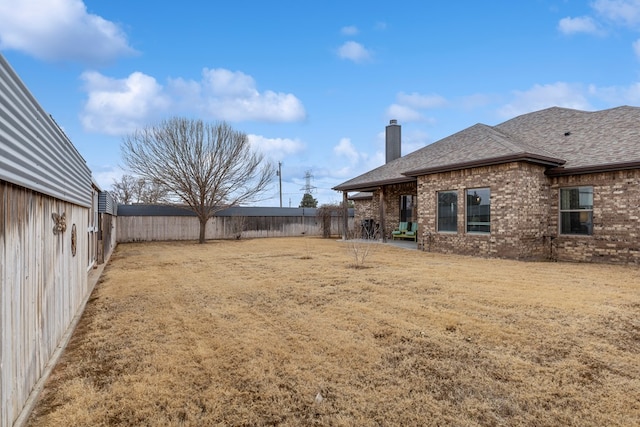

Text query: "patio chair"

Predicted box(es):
[391, 222, 408, 239]
[404, 222, 418, 241]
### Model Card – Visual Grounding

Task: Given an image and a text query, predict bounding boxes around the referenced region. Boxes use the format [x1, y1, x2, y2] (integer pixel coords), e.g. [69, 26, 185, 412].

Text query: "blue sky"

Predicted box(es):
[2, 0, 640, 206]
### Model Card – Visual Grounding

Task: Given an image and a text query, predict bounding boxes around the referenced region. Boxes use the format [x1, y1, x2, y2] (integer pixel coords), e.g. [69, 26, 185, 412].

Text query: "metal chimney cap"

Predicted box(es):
[389, 119, 398, 125]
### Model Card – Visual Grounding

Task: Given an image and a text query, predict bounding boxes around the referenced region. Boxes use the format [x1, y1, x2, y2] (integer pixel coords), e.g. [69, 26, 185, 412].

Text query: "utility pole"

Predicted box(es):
[277, 161, 282, 208]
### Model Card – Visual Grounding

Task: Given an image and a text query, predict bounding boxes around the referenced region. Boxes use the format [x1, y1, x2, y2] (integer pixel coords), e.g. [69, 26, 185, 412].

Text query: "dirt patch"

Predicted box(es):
[27, 238, 640, 426]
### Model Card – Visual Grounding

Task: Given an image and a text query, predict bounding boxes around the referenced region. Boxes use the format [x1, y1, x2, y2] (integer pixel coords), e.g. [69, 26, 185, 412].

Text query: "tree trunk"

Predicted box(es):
[198, 217, 207, 244]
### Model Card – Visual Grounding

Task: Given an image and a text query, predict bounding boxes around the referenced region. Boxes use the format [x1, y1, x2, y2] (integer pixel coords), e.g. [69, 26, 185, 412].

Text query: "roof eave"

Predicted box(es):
[333, 176, 416, 192]
[348, 193, 373, 201]
[546, 161, 640, 176]
[402, 153, 566, 177]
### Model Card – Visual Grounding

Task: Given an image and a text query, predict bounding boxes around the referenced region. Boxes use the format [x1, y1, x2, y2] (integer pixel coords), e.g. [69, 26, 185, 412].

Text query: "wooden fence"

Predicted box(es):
[116, 205, 354, 242]
[0, 182, 90, 427]
[1, 52, 100, 427]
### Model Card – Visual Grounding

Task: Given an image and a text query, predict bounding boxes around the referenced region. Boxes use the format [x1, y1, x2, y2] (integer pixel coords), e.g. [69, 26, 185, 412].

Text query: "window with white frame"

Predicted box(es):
[437, 191, 457, 232]
[466, 188, 490, 233]
[560, 186, 593, 235]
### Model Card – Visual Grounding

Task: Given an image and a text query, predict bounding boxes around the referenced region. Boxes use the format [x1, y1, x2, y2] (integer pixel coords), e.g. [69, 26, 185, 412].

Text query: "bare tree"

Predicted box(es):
[111, 174, 169, 204]
[345, 228, 378, 268]
[138, 178, 169, 204]
[121, 118, 274, 243]
[111, 174, 137, 205]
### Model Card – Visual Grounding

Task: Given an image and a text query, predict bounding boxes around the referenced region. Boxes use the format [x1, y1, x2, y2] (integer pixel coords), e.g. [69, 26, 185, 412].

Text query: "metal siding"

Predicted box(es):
[98, 191, 117, 215]
[0, 54, 91, 208]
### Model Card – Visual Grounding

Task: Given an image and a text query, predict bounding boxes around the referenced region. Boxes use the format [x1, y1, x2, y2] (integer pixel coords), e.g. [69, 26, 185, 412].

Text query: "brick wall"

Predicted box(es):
[348, 165, 640, 265]
[381, 182, 418, 238]
[416, 162, 550, 260]
[550, 170, 640, 264]
[352, 182, 417, 239]
[353, 198, 373, 228]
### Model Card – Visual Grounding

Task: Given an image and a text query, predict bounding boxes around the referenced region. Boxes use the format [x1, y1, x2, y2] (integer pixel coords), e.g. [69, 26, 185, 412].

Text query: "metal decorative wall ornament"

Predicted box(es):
[52, 212, 67, 234]
[71, 224, 77, 256]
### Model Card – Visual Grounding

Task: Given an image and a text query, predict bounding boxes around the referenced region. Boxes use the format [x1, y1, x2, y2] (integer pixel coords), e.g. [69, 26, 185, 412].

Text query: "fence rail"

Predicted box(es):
[117, 214, 353, 242]
[116, 205, 354, 242]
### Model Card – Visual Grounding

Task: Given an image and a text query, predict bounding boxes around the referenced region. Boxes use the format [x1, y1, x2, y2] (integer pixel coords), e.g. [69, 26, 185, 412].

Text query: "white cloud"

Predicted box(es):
[201, 68, 256, 97]
[386, 104, 426, 122]
[402, 130, 429, 155]
[497, 82, 591, 118]
[620, 81, 640, 101]
[80, 71, 171, 135]
[460, 93, 496, 110]
[396, 92, 448, 109]
[558, 16, 601, 34]
[341, 26, 359, 36]
[375, 22, 388, 31]
[93, 165, 127, 191]
[314, 131, 385, 184]
[328, 136, 386, 180]
[331, 166, 360, 179]
[592, 0, 640, 27]
[170, 68, 306, 122]
[333, 138, 360, 163]
[248, 134, 305, 159]
[337, 41, 372, 63]
[0, 0, 135, 64]
[633, 38, 640, 57]
[558, 1, 640, 36]
[81, 68, 306, 135]
[167, 77, 202, 105]
[384, 91, 447, 123]
[588, 81, 640, 104]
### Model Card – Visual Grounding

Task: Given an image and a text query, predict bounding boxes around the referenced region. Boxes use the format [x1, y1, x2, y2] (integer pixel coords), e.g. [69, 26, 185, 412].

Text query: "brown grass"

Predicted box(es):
[27, 237, 640, 426]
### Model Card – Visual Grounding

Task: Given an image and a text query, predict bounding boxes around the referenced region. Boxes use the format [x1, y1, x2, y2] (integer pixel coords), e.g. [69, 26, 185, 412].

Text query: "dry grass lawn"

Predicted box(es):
[27, 237, 639, 426]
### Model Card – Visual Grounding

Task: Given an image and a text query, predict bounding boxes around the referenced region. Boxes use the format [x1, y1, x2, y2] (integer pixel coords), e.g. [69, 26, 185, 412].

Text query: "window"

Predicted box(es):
[400, 195, 413, 223]
[466, 188, 490, 233]
[560, 186, 593, 235]
[437, 191, 457, 232]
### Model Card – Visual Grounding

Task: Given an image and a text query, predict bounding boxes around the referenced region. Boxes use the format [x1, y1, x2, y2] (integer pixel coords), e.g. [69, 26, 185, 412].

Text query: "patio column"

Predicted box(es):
[379, 186, 386, 242]
[342, 191, 349, 240]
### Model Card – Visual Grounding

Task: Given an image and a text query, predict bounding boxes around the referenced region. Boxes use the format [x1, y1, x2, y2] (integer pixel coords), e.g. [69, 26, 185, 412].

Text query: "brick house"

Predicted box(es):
[334, 106, 640, 264]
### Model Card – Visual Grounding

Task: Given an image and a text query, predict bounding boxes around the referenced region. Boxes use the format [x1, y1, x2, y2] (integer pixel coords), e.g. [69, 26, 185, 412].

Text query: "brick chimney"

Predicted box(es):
[385, 119, 401, 163]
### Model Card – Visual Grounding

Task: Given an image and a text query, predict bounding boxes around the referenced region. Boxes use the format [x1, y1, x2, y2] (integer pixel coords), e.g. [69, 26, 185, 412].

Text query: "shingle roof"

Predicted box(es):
[495, 106, 640, 173]
[334, 106, 640, 191]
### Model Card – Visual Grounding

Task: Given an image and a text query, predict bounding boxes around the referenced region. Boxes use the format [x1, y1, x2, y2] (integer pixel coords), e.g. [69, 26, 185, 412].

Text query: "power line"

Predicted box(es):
[300, 170, 316, 194]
